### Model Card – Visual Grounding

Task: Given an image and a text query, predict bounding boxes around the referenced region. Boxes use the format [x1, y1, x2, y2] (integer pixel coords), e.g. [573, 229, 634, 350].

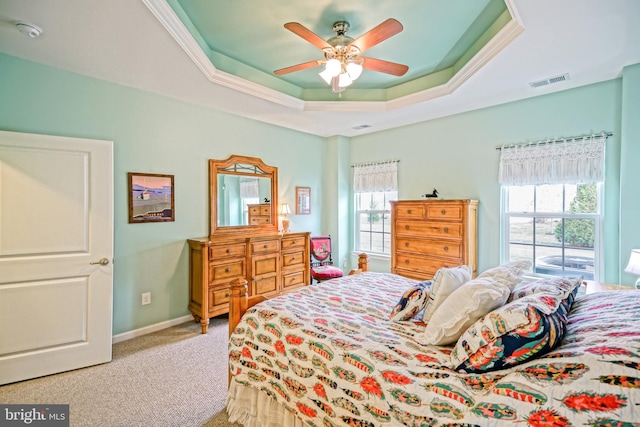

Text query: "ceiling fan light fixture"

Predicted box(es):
[346, 62, 363, 80]
[325, 59, 341, 77]
[338, 73, 353, 88]
[319, 69, 333, 84]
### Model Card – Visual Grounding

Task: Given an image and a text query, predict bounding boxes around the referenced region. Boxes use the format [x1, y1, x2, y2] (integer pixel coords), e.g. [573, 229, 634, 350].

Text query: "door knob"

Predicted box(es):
[90, 257, 110, 266]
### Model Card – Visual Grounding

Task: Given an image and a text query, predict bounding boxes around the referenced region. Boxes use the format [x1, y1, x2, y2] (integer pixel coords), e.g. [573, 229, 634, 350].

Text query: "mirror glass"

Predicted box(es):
[217, 174, 272, 227]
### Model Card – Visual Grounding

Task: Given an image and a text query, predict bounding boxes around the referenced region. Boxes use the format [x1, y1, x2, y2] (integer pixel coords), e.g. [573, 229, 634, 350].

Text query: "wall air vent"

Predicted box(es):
[529, 73, 570, 89]
[352, 124, 372, 130]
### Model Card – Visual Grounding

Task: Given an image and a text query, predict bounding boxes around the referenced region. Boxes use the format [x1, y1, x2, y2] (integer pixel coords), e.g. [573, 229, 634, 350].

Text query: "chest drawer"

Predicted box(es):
[249, 216, 270, 225]
[282, 270, 305, 290]
[426, 204, 463, 221]
[394, 203, 426, 220]
[395, 253, 461, 277]
[251, 239, 280, 254]
[282, 251, 305, 268]
[395, 221, 462, 239]
[209, 260, 244, 282]
[252, 253, 279, 277]
[396, 237, 462, 259]
[209, 243, 246, 260]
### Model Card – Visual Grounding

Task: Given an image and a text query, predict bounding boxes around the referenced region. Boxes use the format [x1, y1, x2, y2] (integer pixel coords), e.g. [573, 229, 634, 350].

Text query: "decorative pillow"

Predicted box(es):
[508, 276, 583, 303]
[389, 281, 431, 321]
[420, 276, 512, 346]
[476, 260, 532, 291]
[451, 276, 582, 373]
[421, 265, 472, 322]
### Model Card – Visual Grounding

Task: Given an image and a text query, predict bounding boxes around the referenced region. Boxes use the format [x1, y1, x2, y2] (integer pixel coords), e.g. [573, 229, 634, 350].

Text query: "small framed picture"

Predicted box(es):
[128, 172, 175, 223]
[296, 186, 311, 215]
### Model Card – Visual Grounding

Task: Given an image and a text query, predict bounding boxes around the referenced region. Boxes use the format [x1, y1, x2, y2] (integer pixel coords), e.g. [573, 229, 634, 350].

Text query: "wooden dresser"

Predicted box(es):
[188, 231, 310, 333]
[391, 199, 479, 280]
[247, 203, 271, 225]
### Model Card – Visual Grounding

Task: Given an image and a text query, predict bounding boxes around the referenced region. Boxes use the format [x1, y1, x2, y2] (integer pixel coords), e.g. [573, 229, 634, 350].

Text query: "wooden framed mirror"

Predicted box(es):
[209, 155, 278, 236]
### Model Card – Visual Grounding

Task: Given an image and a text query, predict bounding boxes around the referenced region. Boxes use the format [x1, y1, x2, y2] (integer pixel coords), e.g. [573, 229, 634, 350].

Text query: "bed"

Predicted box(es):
[226, 257, 640, 426]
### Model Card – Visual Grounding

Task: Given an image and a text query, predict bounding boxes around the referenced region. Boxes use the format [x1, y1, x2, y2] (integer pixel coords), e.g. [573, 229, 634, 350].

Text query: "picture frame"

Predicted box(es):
[128, 172, 175, 223]
[296, 186, 311, 215]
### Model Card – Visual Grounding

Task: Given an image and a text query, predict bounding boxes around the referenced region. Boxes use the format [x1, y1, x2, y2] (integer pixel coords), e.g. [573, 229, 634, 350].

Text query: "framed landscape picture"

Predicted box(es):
[296, 186, 311, 215]
[128, 172, 175, 223]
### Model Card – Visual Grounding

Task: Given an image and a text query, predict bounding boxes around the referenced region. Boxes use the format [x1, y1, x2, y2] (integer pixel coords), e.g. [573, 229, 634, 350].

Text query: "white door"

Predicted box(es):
[0, 130, 113, 385]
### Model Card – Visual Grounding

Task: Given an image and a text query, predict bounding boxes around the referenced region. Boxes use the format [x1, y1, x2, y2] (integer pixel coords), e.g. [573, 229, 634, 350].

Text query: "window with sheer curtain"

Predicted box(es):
[353, 161, 398, 255]
[500, 134, 607, 280]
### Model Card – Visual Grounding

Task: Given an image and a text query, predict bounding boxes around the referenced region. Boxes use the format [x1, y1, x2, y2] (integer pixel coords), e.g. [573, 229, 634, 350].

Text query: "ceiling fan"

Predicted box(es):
[274, 19, 409, 93]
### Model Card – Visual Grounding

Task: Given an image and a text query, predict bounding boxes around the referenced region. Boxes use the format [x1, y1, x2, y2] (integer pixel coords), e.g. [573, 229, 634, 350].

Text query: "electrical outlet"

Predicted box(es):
[141, 292, 151, 305]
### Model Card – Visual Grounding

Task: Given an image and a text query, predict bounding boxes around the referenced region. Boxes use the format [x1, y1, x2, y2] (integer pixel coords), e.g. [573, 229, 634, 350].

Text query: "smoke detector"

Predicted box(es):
[16, 22, 43, 38]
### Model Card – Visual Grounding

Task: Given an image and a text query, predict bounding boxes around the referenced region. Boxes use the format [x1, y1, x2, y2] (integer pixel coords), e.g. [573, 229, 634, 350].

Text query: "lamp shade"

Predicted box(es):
[280, 203, 292, 216]
[625, 249, 640, 276]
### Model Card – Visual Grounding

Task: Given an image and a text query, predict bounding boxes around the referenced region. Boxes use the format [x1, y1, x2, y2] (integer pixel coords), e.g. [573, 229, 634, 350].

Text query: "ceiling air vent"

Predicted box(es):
[529, 73, 570, 89]
[353, 124, 372, 130]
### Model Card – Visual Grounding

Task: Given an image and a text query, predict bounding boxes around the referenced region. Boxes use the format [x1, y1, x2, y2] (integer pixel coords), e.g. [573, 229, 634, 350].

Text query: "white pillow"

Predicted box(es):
[477, 260, 531, 291]
[420, 276, 511, 346]
[421, 265, 472, 322]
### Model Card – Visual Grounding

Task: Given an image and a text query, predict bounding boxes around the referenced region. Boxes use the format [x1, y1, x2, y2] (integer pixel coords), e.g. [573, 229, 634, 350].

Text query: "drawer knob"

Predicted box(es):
[292, 240, 296, 245]
[405, 260, 410, 264]
[444, 246, 449, 252]
[444, 227, 449, 233]
[407, 209, 412, 214]
[226, 249, 232, 254]
[441, 209, 446, 215]
[404, 225, 409, 230]
[404, 242, 409, 247]
[225, 293, 230, 298]
[225, 268, 231, 273]
[291, 257, 295, 261]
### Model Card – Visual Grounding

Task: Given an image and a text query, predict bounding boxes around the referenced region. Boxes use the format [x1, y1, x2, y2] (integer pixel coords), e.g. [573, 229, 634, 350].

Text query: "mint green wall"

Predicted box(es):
[620, 63, 640, 284]
[0, 53, 325, 335]
[350, 80, 626, 283]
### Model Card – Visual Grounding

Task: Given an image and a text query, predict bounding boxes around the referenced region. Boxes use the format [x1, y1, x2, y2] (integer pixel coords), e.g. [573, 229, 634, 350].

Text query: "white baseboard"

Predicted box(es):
[112, 314, 195, 344]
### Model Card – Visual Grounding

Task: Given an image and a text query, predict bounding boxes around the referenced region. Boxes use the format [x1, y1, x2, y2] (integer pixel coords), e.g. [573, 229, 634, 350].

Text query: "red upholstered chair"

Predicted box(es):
[310, 235, 344, 283]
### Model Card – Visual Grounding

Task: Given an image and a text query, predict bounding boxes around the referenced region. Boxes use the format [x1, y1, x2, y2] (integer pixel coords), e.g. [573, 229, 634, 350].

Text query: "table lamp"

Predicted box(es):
[625, 249, 640, 289]
[280, 203, 292, 233]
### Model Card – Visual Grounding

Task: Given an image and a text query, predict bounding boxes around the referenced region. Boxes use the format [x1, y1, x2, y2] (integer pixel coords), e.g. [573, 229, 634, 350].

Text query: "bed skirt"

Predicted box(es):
[226, 379, 303, 427]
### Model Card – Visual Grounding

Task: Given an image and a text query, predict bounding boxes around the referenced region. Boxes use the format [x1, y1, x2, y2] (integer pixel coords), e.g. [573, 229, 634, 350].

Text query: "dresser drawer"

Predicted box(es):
[208, 285, 231, 313]
[251, 239, 280, 254]
[282, 270, 305, 290]
[396, 237, 463, 259]
[394, 203, 425, 220]
[210, 261, 244, 282]
[252, 276, 278, 296]
[426, 204, 463, 221]
[252, 253, 279, 276]
[281, 236, 305, 250]
[395, 253, 462, 277]
[282, 251, 305, 268]
[395, 221, 462, 239]
[209, 243, 246, 260]
[248, 206, 262, 215]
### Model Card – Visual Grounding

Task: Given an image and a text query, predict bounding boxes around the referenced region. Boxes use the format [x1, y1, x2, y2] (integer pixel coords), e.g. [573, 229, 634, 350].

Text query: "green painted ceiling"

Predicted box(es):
[169, 0, 511, 102]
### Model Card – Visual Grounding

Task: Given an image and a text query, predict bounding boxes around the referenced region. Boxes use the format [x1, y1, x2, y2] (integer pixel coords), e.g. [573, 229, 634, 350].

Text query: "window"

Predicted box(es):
[499, 134, 607, 280]
[503, 183, 601, 280]
[355, 190, 397, 254]
[352, 161, 398, 255]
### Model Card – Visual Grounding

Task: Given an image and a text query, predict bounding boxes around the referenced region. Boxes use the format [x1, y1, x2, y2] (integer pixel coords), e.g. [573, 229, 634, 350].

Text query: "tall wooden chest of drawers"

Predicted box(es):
[188, 231, 310, 333]
[247, 203, 272, 225]
[391, 200, 479, 280]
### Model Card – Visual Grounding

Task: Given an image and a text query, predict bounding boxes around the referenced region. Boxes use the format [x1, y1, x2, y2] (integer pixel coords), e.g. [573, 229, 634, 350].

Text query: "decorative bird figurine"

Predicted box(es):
[264, 197, 270, 203]
[422, 189, 439, 198]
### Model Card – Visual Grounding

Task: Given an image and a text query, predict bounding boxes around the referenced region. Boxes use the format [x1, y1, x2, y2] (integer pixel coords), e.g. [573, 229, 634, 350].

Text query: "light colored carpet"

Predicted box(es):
[0, 317, 242, 427]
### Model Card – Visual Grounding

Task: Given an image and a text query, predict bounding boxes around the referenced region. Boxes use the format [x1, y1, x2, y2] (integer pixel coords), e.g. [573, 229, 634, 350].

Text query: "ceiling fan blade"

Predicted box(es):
[284, 22, 332, 50]
[348, 18, 403, 53]
[361, 57, 409, 76]
[274, 60, 321, 75]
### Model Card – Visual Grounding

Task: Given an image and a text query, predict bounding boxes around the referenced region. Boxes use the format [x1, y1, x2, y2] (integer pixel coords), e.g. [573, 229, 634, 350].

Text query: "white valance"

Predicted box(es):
[352, 161, 398, 193]
[240, 179, 259, 199]
[499, 134, 606, 186]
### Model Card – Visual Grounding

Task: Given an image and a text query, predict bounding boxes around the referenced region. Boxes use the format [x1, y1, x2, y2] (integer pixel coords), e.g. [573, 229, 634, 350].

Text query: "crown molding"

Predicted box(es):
[143, 0, 523, 114]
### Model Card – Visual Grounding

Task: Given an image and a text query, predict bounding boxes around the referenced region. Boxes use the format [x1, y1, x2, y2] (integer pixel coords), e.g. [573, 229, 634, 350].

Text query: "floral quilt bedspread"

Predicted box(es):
[228, 272, 640, 426]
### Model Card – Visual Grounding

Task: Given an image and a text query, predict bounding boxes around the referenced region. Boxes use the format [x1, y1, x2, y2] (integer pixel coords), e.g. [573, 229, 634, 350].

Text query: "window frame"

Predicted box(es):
[354, 190, 397, 256]
[501, 183, 604, 281]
